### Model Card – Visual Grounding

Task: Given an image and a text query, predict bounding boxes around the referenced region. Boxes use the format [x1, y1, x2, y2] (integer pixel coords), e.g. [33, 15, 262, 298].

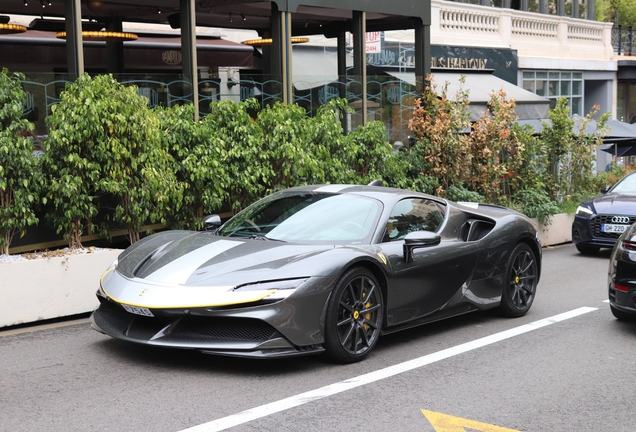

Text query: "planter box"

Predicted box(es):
[0, 249, 121, 329]
[531, 213, 574, 247]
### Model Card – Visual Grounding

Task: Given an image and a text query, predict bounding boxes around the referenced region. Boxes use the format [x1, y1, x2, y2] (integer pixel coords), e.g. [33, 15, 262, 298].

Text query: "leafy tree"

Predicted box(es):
[408, 74, 472, 196]
[44, 74, 181, 246]
[467, 89, 524, 204]
[255, 101, 314, 191]
[0, 68, 41, 255]
[302, 99, 355, 185]
[156, 104, 226, 230]
[203, 98, 263, 214]
[541, 98, 608, 202]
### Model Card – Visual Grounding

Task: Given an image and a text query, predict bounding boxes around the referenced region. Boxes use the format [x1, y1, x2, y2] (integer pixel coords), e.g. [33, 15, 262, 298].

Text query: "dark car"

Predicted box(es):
[608, 223, 636, 320]
[91, 184, 542, 363]
[572, 172, 636, 254]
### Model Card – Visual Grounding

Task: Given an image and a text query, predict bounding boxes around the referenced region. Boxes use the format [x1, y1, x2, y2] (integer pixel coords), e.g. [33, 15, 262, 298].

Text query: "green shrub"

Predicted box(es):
[0, 68, 41, 254]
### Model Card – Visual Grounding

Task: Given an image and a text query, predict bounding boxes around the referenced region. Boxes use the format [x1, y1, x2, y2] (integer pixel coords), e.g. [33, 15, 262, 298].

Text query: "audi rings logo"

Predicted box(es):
[612, 216, 630, 224]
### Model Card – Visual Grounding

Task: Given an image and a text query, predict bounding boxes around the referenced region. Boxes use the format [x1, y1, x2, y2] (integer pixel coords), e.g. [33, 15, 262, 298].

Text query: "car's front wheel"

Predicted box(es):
[324, 268, 383, 363]
[496, 243, 538, 317]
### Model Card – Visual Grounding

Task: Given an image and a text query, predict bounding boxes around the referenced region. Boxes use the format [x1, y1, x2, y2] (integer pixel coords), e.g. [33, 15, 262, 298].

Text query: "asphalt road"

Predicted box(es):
[1, 243, 635, 432]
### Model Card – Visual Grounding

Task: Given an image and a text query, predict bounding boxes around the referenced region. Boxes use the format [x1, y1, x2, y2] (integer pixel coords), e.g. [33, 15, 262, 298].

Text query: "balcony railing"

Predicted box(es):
[432, 0, 614, 61]
[612, 26, 635, 56]
[20, 73, 422, 146]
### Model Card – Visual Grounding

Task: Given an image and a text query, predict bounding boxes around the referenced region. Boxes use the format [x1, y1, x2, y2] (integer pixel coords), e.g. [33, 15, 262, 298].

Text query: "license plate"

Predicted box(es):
[122, 305, 154, 317]
[602, 224, 628, 233]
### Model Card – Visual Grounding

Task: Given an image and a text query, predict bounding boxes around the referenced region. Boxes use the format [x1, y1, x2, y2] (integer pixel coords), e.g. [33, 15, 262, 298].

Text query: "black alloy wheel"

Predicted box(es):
[497, 243, 538, 317]
[324, 268, 384, 363]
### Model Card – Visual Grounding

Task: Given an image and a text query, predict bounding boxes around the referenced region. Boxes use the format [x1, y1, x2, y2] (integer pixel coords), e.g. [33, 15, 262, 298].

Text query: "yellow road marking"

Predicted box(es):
[421, 409, 521, 432]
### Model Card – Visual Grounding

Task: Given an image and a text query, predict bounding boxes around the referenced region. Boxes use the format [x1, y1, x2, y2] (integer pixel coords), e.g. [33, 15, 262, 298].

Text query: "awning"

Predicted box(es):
[0, 30, 253, 72]
[387, 71, 550, 121]
[518, 118, 636, 143]
[292, 47, 350, 91]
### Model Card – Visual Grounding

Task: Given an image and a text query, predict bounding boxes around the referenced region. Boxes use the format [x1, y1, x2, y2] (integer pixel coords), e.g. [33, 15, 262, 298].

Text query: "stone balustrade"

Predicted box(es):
[431, 0, 614, 63]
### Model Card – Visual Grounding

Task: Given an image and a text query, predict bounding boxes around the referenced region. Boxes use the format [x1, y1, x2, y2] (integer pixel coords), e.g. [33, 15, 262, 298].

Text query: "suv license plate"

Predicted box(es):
[122, 305, 154, 317]
[602, 224, 628, 233]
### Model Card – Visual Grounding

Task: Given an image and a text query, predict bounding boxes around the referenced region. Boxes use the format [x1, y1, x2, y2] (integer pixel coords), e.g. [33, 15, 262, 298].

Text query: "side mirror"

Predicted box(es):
[601, 186, 611, 194]
[204, 214, 222, 231]
[403, 231, 441, 263]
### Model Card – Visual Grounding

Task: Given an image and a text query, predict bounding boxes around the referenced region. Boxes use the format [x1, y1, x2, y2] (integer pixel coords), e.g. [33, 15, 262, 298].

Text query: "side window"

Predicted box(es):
[383, 198, 445, 242]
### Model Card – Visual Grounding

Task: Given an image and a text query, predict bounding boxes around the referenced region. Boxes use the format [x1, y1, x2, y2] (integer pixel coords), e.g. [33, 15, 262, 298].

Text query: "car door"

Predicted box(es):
[380, 198, 479, 326]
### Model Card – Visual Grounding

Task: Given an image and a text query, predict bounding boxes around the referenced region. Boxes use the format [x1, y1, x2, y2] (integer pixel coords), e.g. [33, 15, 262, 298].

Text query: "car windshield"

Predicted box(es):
[218, 192, 382, 244]
[611, 174, 636, 194]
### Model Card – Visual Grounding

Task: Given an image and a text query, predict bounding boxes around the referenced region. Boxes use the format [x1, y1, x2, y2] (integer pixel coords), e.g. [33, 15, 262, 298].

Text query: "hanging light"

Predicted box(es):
[242, 37, 309, 46]
[0, 23, 27, 34]
[56, 30, 138, 42]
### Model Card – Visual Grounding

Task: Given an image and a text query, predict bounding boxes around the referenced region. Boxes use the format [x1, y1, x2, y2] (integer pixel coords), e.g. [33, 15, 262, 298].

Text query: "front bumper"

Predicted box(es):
[91, 273, 335, 358]
[572, 215, 624, 249]
[91, 299, 325, 358]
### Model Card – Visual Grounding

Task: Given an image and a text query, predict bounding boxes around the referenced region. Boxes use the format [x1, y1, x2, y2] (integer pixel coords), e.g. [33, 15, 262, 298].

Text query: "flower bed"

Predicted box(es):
[0, 248, 121, 328]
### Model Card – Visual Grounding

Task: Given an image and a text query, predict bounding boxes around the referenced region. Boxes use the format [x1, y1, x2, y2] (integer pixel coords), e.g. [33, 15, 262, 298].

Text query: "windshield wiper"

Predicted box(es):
[247, 234, 286, 243]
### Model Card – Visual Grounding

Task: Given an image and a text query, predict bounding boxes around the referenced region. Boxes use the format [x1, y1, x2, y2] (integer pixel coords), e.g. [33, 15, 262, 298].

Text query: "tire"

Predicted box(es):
[576, 244, 600, 255]
[324, 267, 384, 363]
[610, 304, 636, 321]
[496, 243, 538, 317]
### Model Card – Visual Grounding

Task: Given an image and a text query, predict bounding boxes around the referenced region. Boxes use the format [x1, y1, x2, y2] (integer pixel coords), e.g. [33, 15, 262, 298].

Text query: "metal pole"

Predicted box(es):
[352, 11, 366, 125]
[64, 0, 84, 79]
[180, 0, 199, 121]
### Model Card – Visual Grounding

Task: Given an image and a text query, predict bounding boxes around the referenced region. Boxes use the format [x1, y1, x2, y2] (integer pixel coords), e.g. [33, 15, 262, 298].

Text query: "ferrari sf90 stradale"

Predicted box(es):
[91, 184, 541, 363]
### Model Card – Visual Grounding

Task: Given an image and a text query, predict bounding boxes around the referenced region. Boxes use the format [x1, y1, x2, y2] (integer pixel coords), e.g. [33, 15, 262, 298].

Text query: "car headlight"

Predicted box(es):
[234, 278, 308, 301]
[576, 206, 594, 216]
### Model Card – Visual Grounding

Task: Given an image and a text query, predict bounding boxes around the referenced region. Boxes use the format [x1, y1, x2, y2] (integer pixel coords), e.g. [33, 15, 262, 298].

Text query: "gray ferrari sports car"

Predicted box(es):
[91, 184, 542, 363]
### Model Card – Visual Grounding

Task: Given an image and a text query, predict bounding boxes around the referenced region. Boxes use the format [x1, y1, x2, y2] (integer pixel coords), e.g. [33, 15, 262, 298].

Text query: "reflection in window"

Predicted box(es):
[522, 70, 584, 116]
[383, 198, 445, 242]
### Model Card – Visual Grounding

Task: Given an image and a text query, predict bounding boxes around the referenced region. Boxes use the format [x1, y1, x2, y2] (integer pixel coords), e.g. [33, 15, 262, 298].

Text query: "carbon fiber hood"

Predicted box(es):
[116, 231, 337, 286]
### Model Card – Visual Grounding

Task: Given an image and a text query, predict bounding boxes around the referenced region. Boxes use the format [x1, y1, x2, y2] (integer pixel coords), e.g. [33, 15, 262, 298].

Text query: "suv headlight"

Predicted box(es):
[576, 206, 594, 216]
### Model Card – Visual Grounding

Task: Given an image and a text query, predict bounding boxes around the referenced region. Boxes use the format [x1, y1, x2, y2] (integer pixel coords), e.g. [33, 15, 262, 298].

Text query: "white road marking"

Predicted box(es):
[179, 307, 597, 432]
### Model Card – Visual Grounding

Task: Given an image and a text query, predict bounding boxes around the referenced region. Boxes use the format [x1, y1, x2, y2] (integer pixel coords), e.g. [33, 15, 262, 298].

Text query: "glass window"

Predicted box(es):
[571, 97, 582, 116]
[523, 81, 534, 92]
[560, 81, 571, 96]
[523, 69, 584, 116]
[523, 71, 535, 79]
[536, 80, 547, 96]
[219, 192, 382, 244]
[382, 198, 445, 242]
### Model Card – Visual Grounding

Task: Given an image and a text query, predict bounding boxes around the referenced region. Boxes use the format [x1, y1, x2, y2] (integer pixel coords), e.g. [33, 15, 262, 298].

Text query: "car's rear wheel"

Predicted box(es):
[610, 304, 636, 321]
[496, 243, 538, 317]
[576, 244, 600, 255]
[324, 268, 383, 363]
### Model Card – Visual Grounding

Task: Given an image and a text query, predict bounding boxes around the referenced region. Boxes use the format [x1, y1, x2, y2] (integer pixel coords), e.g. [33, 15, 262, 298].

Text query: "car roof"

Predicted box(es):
[280, 184, 444, 203]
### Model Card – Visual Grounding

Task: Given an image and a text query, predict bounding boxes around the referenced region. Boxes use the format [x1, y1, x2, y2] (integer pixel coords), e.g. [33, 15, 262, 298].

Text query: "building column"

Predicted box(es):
[572, 0, 579, 18]
[352, 11, 366, 125]
[538, 0, 548, 14]
[180, 0, 199, 120]
[415, 21, 431, 92]
[64, 0, 84, 79]
[105, 19, 124, 75]
[586, 0, 595, 20]
[281, 11, 293, 104]
[337, 30, 348, 133]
